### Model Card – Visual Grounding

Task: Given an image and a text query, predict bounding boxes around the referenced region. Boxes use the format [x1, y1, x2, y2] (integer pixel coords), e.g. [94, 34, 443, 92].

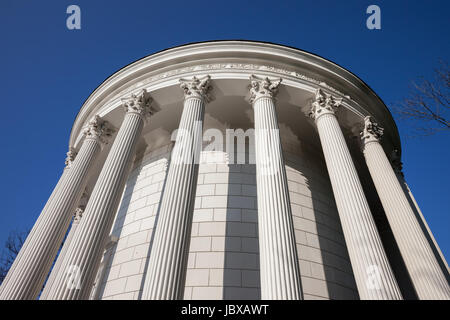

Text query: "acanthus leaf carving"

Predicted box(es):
[248, 74, 281, 104]
[107, 64, 351, 117]
[64, 147, 77, 168]
[179, 75, 213, 103]
[73, 207, 84, 223]
[83, 115, 114, 145]
[309, 88, 342, 120]
[121, 89, 155, 118]
[361, 115, 384, 145]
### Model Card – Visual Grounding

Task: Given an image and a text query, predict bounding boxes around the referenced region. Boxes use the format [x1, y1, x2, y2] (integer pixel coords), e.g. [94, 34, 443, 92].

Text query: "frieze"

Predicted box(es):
[109, 63, 351, 106]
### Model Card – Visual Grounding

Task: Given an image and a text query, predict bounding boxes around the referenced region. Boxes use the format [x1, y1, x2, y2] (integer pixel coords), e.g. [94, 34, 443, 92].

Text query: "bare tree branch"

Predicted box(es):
[391, 60, 450, 136]
[0, 230, 29, 285]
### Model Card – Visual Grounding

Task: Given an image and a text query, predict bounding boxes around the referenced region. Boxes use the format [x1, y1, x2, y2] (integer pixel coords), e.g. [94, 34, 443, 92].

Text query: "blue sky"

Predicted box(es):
[0, 0, 448, 261]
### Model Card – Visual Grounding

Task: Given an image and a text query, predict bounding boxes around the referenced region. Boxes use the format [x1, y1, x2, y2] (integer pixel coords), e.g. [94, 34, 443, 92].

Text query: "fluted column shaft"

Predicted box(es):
[362, 117, 450, 299]
[401, 180, 450, 276]
[391, 154, 450, 277]
[39, 208, 84, 299]
[249, 75, 303, 300]
[311, 89, 402, 300]
[142, 76, 211, 300]
[0, 168, 69, 299]
[0, 133, 103, 300]
[42, 90, 153, 300]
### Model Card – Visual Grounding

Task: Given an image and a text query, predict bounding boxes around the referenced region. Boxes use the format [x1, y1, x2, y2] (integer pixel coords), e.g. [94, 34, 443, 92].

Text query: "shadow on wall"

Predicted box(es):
[91, 169, 140, 299]
[91, 150, 170, 300]
[223, 147, 261, 299]
[286, 151, 360, 300]
[136, 160, 170, 300]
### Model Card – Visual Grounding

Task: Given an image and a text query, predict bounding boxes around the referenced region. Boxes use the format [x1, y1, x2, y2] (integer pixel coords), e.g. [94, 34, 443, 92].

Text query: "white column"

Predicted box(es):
[361, 116, 450, 299]
[42, 89, 154, 300]
[249, 75, 303, 300]
[390, 151, 450, 277]
[142, 75, 211, 300]
[0, 117, 111, 300]
[310, 89, 402, 300]
[89, 235, 119, 300]
[39, 206, 84, 299]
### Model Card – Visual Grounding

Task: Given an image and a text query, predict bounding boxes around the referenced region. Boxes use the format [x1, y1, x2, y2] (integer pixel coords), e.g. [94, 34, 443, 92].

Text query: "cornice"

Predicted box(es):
[69, 41, 401, 154]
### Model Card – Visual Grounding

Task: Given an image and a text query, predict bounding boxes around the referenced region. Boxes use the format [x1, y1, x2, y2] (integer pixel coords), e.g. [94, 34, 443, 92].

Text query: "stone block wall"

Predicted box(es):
[94, 145, 172, 300]
[95, 144, 358, 300]
[183, 159, 260, 299]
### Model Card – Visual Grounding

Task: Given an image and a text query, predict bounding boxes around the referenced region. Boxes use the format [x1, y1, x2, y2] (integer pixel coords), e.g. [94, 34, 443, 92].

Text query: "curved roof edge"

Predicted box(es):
[69, 40, 401, 153]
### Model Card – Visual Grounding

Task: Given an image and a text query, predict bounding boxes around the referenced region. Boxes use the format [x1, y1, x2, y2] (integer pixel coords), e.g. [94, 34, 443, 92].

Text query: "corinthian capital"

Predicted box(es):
[248, 75, 281, 104]
[361, 116, 384, 145]
[179, 75, 213, 103]
[73, 207, 84, 223]
[309, 88, 342, 120]
[64, 147, 77, 168]
[122, 89, 154, 118]
[83, 115, 114, 145]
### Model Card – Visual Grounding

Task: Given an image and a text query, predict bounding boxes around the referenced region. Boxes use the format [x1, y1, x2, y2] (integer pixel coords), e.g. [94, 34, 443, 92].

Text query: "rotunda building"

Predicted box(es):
[1, 41, 449, 300]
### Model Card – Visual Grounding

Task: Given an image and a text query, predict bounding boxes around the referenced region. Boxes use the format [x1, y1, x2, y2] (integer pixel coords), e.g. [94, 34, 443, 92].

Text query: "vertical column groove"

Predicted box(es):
[0, 134, 102, 300]
[363, 135, 450, 299]
[309, 89, 402, 300]
[142, 96, 205, 300]
[249, 75, 303, 300]
[40, 207, 84, 299]
[313, 106, 401, 299]
[41, 90, 152, 300]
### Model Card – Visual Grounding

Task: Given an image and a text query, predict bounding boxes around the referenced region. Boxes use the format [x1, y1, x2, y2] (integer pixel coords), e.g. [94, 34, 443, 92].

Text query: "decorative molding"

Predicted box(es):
[179, 75, 213, 103]
[121, 89, 155, 118]
[248, 74, 281, 104]
[309, 88, 342, 120]
[361, 116, 384, 145]
[73, 63, 357, 147]
[109, 63, 351, 107]
[155, 64, 349, 98]
[73, 207, 84, 223]
[64, 147, 77, 168]
[83, 115, 114, 145]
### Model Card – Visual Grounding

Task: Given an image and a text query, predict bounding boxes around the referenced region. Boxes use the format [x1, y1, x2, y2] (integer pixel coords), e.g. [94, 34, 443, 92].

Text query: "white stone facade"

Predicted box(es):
[94, 143, 358, 300]
[93, 145, 172, 300]
[2, 41, 449, 300]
